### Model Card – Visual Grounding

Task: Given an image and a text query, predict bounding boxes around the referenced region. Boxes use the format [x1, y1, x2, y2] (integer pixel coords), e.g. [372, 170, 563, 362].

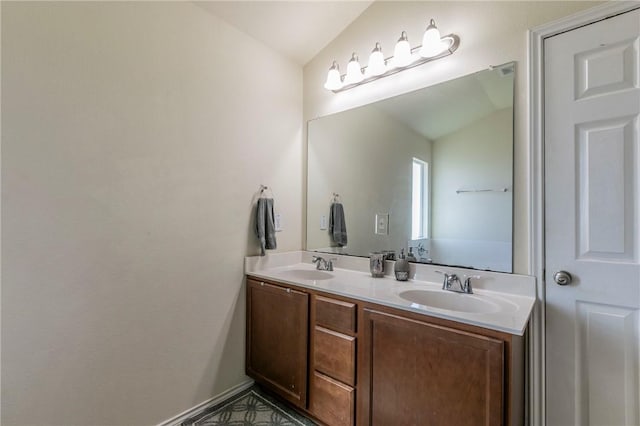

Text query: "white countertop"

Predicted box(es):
[245, 251, 536, 336]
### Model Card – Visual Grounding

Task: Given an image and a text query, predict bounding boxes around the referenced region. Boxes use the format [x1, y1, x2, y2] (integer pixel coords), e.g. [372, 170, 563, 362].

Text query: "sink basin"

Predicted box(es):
[398, 289, 500, 314]
[278, 269, 333, 281]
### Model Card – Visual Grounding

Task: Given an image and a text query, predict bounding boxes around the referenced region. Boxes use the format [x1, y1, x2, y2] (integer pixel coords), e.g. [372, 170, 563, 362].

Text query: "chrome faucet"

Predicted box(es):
[312, 256, 334, 271]
[436, 271, 479, 294]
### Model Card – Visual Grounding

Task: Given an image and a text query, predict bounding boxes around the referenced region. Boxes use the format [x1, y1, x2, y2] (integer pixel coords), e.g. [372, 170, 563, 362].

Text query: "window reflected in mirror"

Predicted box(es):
[411, 158, 429, 241]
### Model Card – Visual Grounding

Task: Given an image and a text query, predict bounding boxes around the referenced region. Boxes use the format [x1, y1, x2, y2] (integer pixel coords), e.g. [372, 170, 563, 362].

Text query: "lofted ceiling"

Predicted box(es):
[373, 63, 515, 140]
[196, 1, 373, 66]
[196, 2, 514, 140]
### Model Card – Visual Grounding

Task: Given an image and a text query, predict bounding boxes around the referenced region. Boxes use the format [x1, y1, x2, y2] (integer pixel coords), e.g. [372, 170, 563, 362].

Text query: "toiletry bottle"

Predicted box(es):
[406, 247, 417, 262]
[394, 249, 410, 281]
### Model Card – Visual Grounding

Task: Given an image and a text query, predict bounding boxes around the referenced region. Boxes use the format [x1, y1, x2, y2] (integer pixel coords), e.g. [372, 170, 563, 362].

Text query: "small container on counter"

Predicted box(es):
[369, 252, 385, 278]
[394, 249, 410, 281]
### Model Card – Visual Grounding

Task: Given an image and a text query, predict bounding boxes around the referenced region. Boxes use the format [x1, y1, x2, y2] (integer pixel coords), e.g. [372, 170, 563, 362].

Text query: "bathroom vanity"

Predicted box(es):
[247, 51, 527, 426]
[245, 252, 534, 426]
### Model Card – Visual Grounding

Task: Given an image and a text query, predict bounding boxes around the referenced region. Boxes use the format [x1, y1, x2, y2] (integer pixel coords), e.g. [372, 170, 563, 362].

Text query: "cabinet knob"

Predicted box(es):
[260, 282, 264, 286]
[286, 288, 291, 293]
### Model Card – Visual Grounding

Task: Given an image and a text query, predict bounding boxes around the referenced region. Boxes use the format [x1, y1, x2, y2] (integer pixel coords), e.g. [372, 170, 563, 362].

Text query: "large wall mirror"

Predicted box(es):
[307, 63, 515, 273]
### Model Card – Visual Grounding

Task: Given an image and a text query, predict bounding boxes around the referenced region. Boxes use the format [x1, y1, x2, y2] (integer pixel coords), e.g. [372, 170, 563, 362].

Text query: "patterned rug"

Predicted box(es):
[181, 386, 317, 426]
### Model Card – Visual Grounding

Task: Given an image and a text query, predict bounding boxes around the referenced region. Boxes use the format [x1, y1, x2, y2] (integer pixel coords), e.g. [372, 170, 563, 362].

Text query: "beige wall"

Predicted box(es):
[1, 2, 302, 425]
[432, 107, 513, 242]
[431, 108, 513, 271]
[303, 1, 600, 274]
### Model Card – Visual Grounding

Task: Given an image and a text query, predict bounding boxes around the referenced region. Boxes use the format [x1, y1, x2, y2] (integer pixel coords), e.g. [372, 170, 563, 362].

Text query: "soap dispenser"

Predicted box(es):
[394, 249, 410, 281]
[406, 247, 417, 262]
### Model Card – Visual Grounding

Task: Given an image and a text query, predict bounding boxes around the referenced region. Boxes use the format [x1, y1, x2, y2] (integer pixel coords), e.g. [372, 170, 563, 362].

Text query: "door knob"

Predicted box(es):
[553, 270, 572, 286]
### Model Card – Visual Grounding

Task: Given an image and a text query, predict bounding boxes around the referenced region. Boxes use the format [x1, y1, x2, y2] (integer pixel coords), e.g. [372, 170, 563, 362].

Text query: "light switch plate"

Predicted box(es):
[375, 213, 389, 235]
[320, 215, 328, 230]
[275, 213, 283, 232]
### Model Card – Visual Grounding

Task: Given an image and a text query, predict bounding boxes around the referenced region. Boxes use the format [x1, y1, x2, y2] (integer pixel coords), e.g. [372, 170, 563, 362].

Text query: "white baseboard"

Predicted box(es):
[157, 379, 254, 426]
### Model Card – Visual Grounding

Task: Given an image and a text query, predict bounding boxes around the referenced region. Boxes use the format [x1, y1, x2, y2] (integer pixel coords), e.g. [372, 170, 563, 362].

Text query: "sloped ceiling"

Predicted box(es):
[196, 1, 373, 66]
[373, 63, 515, 140]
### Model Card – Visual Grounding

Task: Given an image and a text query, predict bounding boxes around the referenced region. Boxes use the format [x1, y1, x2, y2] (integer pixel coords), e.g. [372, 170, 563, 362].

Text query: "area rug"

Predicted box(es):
[181, 386, 316, 426]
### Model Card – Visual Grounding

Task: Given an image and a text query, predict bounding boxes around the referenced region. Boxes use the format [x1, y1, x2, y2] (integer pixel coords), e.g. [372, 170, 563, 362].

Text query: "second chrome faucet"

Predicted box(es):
[436, 271, 480, 294]
[312, 256, 335, 271]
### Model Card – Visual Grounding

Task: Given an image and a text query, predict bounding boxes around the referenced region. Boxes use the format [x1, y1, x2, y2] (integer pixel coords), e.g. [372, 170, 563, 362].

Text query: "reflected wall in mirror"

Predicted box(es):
[307, 63, 514, 272]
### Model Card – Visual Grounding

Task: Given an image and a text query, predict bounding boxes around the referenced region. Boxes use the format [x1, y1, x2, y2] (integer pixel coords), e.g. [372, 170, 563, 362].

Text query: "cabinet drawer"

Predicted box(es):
[315, 295, 356, 334]
[310, 371, 355, 426]
[314, 326, 355, 386]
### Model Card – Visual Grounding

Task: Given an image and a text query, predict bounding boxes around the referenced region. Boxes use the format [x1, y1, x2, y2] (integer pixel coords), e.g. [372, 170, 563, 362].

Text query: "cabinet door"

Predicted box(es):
[359, 309, 505, 426]
[246, 279, 309, 408]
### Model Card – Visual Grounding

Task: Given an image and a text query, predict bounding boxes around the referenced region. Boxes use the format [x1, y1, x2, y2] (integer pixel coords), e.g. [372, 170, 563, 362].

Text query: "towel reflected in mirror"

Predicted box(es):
[329, 202, 347, 247]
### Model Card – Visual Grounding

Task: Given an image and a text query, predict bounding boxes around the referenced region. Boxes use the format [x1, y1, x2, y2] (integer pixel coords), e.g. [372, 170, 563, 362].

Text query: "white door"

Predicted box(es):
[544, 8, 640, 426]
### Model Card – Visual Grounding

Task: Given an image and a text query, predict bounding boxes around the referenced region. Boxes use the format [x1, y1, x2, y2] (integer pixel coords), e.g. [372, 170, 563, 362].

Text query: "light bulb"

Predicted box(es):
[392, 31, 413, 68]
[419, 19, 447, 58]
[344, 53, 364, 84]
[324, 61, 342, 91]
[366, 42, 386, 77]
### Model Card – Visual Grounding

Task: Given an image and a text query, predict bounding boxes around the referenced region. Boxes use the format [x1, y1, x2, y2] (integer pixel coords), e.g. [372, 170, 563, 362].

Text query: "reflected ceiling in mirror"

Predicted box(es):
[307, 63, 515, 272]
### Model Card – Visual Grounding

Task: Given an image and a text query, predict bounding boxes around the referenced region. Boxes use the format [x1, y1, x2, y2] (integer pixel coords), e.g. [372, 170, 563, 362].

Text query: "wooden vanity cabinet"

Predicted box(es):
[358, 309, 507, 426]
[246, 278, 309, 408]
[245, 275, 523, 426]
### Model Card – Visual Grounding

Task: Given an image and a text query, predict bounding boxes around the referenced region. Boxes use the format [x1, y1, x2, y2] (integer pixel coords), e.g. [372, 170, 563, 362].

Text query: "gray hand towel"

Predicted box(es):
[255, 198, 277, 256]
[329, 202, 347, 247]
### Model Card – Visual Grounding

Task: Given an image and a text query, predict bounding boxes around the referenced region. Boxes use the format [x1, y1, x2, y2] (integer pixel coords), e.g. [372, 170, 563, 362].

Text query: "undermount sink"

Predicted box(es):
[278, 269, 333, 281]
[398, 289, 501, 314]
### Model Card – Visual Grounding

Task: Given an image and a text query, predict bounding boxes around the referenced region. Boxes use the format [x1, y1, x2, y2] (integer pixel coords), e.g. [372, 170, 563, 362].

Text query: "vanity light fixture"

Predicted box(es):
[344, 53, 365, 85]
[420, 19, 447, 58]
[392, 31, 413, 67]
[366, 43, 386, 77]
[323, 61, 342, 91]
[323, 19, 459, 93]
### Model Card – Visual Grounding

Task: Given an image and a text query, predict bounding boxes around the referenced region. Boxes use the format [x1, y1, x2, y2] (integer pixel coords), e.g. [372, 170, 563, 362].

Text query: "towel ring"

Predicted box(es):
[259, 184, 275, 198]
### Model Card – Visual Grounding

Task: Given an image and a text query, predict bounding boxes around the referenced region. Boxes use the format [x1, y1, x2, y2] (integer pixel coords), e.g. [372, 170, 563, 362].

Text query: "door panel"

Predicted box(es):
[576, 116, 637, 260]
[544, 8, 640, 426]
[575, 37, 638, 100]
[575, 302, 639, 426]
